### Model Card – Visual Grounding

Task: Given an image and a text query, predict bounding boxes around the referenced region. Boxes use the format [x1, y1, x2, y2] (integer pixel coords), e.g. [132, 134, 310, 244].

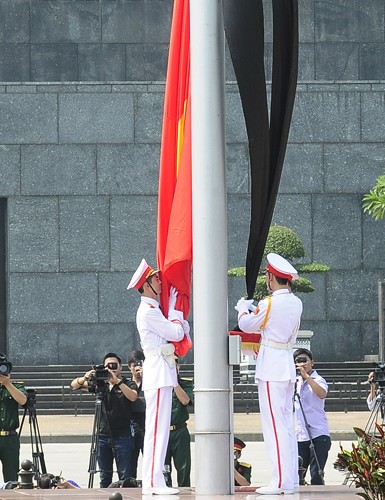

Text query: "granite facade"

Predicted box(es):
[0, 1, 385, 364]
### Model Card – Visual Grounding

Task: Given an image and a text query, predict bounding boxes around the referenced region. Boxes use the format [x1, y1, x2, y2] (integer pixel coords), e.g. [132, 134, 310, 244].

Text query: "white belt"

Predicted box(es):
[261, 338, 292, 350]
[143, 344, 176, 368]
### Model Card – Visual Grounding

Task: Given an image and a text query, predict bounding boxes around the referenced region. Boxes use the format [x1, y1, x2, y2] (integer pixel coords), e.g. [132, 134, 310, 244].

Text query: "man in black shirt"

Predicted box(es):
[71, 352, 138, 487]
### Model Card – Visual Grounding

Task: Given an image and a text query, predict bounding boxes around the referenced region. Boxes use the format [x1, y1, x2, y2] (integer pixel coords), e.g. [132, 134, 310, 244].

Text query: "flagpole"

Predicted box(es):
[190, 0, 233, 495]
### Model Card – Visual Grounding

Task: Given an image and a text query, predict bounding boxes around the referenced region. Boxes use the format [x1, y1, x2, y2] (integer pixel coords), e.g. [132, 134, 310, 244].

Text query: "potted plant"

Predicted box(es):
[334, 425, 385, 500]
[228, 225, 330, 300]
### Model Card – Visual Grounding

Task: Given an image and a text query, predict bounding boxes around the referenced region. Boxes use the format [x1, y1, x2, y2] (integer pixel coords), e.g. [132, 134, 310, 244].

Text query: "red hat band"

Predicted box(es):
[266, 263, 293, 282]
[136, 266, 156, 290]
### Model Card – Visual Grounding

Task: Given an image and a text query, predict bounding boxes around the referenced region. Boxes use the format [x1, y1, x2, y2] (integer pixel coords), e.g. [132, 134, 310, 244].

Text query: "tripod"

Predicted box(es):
[364, 387, 385, 436]
[88, 392, 105, 489]
[18, 389, 47, 479]
[294, 380, 325, 485]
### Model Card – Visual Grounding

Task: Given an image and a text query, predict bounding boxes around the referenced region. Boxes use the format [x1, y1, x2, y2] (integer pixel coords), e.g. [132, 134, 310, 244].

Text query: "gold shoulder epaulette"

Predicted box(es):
[181, 377, 193, 382]
[239, 461, 252, 468]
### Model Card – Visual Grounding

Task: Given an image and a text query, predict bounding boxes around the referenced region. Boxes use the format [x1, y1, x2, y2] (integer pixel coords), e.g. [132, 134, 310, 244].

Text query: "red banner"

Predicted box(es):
[157, 0, 192, 356]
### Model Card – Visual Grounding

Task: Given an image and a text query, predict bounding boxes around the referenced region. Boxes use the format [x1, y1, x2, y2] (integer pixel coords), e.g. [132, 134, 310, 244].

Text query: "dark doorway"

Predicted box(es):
[0, 199, 6, 353]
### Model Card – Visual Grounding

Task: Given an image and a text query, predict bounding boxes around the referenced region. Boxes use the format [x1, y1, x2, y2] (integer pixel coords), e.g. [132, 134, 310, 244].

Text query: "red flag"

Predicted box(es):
[157, 0, 192, 357]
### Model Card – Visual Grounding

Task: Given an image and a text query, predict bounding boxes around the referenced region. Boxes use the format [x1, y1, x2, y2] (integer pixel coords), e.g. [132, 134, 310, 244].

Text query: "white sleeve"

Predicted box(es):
[145, 307, 184, 342]
[238, 299, 268, 333]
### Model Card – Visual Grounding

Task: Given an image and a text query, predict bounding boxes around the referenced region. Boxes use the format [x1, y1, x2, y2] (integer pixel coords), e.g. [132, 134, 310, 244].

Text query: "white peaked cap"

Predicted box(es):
[266, 252, 299, 282]
[127, 258, 158, 290]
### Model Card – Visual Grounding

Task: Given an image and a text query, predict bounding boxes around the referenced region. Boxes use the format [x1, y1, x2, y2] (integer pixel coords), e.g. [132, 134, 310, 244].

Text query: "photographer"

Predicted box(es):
[294, 348, 330, 485]
[71, 352, 138, 488]
[367, 371, 377, 411]
[0, 353, 27, 482]
[127, 350, 146, 479]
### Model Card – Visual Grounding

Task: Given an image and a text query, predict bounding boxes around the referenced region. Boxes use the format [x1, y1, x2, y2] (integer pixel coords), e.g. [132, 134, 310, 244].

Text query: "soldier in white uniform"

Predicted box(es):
[236, 253, 303, 495]
[128, 259, 188, 495]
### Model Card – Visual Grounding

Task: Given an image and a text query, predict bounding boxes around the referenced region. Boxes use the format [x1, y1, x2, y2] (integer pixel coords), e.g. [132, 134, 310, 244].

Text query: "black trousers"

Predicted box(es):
[298, 435, 331, 485]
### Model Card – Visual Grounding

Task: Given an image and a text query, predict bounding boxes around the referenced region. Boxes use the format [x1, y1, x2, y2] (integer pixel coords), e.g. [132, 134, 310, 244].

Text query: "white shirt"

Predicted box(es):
[136, 296, 184, 391]
[294, 369, 330, 441]
[238, 289, 303, 382]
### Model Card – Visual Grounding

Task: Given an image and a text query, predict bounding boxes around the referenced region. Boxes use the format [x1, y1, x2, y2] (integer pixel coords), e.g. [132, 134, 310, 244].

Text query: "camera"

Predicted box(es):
[0, 353, 12, 376]
[134, 359, 142, 367]
[373, 363, 385, 387]
[295, 357, 308, 365]
[23, 389, 37, 411]
[38, 473, 61, 489]
[88, 364, 110, 394]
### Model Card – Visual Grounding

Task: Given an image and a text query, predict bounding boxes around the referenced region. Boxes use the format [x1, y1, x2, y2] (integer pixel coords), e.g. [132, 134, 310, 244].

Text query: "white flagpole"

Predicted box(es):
[190, 0, 233, 494]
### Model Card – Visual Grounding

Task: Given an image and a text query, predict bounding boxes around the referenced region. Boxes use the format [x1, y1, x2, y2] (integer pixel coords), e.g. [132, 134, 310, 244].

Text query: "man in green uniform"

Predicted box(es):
[164, 358, 193, 487]
[0, 353, 27, 481]
[234, 437, 252, 486]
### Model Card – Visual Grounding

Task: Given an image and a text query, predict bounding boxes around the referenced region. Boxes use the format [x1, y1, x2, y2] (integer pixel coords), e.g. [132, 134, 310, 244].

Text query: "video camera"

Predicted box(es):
[373, 362, 385, 387]
[133, 359, 142, 367]
[0, 353, 12, 376]
[87, 363, 112, 394]
[38, 473, 61, 489]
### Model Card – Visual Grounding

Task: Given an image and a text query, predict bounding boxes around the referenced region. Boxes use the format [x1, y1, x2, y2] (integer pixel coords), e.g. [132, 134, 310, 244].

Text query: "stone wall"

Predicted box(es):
[1, 0, 385, 364]
[1, 0, 385, 82]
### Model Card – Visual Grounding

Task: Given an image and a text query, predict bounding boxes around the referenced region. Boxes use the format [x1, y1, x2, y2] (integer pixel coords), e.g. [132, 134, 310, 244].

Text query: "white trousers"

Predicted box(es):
[258, 379, 298, 490]
[142, 386, 173, 489]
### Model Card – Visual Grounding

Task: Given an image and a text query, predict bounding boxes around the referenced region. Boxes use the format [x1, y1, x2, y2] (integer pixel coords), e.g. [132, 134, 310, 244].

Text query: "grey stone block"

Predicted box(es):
[21, 145, 96, 195]
[9, 273, 98, 323]
[8, 197, 59, 272]
[31, 44, 78, 82]
[225, 92, 248, 143]
[280, 144, 323, 194]
[313, 194, 362, 269]
[31, 1, 101, 43]
[8, 324, 60, 365]
[102, 0, 172, 44]
[135, 93, 164, 143]
[327, 270, 384, 321]
[272, 194, 313, 261]
[362, 215, 385, 269]
[59, 197, 110, 272]
[0, 1, 30, 42]
[228, 276, 247, 325]
[110, 196, 157, 271]
[362, 93, 385, 142]
[362, 321, 380, 357]
[315, 0, 384, 43]
[78, 44, 126, 82]
[226, 144, 250, 194]
[307, 320, 363, 362]
[58, 323, 140, 365]
[298, 43, 315, 81]
[324, 144, 385, 193]
[99, 272, 136, 323]
[315, 43, 359, 80]
[97, 144, 160, 195]
[0, 94, 57, 144]
[359, 44, 385, 80]
[126, 44, 169, 82]
[298, 273, 327, 321]
[227, 195, 250, 269]
[290, 91, 361, 143]
[0, 44, 30, 82]
[59, 94, 134, 144]
[0, 145, 20, 196]
[298, 0, 315, 43]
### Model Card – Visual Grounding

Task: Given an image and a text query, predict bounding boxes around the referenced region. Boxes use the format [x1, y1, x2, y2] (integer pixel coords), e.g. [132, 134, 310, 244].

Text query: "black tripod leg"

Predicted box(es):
[30, 411, 47, 475]
[88, 398, 102, 489]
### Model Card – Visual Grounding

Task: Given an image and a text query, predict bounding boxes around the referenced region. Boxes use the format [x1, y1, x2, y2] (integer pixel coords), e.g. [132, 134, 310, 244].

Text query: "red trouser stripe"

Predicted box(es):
[266, 381, 282, 488]
[150, 388, 161, 488]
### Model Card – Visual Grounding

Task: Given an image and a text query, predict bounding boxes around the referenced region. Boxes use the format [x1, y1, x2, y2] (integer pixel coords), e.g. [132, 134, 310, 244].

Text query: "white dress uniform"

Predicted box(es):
[136, 296, 184, 492]
[237, 254, 303, 494]
[128, 259, 186, 495]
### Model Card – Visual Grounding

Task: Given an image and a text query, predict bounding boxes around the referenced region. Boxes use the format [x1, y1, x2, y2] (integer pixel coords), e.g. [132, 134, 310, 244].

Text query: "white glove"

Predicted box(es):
[182, 320, 190, 336]
[168, 286, 178, 311]
[235, 297, 255, 314]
